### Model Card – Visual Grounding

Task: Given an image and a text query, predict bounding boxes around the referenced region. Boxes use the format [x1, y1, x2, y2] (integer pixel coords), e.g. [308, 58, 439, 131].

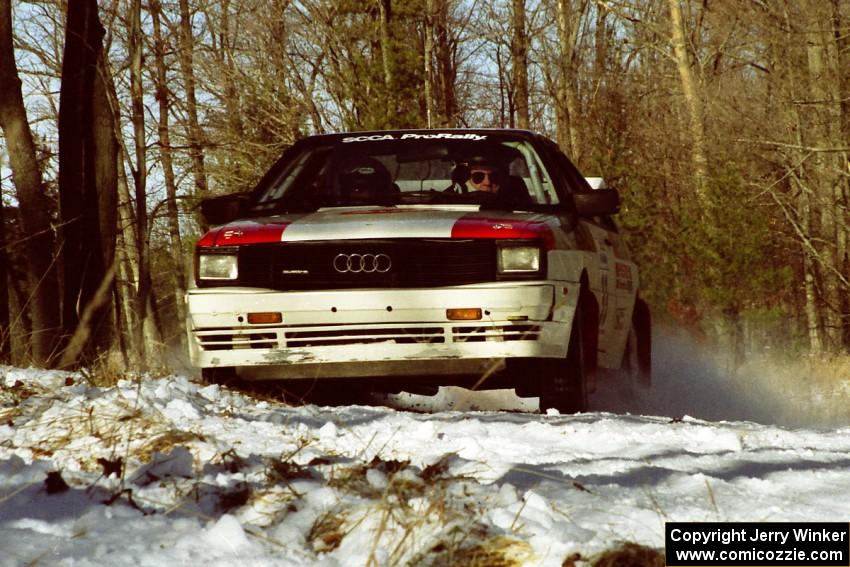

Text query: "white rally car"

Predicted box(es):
[187, 129, 650, 412]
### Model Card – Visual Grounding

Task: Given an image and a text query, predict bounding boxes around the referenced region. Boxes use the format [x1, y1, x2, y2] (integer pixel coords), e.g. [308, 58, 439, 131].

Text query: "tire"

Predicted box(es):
[632, 298, 652, 387]
[539, 302, 588, 414]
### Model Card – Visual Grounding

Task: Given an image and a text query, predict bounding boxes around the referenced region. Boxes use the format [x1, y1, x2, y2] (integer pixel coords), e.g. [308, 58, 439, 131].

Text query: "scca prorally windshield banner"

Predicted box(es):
[341, 132, 488, 143]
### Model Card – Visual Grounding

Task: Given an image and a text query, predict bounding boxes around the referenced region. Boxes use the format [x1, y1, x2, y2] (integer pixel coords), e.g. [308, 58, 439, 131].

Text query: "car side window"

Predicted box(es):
[549, 145, 593, 194]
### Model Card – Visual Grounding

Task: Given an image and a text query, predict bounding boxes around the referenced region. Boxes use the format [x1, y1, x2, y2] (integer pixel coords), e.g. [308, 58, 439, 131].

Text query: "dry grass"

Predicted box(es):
[312, 452, 532, 566]
[78, 352, 130, 388]
[311, 450, 665, 567]
[422, 528, 535, 567]
[308, 510, 347, 552]
[589, 543, 665, 567]
[735, 353, 850, 424]
[137, 430, 205, 463]
[0, 407, 19, 424]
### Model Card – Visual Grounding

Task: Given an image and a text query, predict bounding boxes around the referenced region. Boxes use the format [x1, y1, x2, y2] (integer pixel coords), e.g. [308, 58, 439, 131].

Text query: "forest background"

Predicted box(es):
[0, 0, 848, 372]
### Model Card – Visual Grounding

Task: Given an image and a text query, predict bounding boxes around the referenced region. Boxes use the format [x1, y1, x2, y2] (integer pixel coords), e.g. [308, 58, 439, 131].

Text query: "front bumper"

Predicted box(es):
[186, 282, 579, 380]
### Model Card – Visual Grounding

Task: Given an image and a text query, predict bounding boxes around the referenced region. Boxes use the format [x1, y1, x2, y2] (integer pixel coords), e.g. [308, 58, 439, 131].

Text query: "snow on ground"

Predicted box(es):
[2, 333, 850, 566]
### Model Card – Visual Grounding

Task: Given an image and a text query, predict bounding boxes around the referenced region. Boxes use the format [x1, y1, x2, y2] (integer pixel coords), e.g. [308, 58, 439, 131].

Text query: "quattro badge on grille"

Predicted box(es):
[333, 253, 392, 273]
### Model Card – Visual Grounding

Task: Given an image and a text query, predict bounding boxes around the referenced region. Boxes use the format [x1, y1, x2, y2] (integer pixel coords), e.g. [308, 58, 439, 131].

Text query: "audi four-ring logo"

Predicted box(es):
[333, 253, 392, 273]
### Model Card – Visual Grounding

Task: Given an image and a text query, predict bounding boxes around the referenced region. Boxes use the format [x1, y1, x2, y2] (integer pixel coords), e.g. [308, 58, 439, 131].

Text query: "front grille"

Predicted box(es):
[284, 326, 445, 347]
[197, 330, 278, 351]
[233, 239, 498, 290]
[194, 323, 541, 352]
[452, 325, 541, 342]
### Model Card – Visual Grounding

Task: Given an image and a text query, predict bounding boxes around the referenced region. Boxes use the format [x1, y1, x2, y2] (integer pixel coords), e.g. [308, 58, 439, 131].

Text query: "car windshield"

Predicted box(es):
[249, 134, 560, 214]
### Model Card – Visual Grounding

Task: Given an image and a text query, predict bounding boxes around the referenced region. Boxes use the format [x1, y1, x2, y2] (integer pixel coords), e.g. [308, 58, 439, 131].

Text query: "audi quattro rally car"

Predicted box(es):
[187, 129, 651, 412]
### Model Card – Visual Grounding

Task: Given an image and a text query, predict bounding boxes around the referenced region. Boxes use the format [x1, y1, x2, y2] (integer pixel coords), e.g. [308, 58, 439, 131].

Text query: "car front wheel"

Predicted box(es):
[539, 303, 588, 414]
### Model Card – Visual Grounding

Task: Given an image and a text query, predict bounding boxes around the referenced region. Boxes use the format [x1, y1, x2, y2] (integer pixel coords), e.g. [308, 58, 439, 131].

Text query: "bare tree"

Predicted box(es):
[56, 0, 118, 366]
[511, 0, 530, 128]
[667, 0, 709, 203]
[0, 0, 61, 366]
[377, 0, 396, 125]
[554, 0, 585, 159]
[0, 168, 9, 363]
[126, 0, 162, 364]
[424, 0, 435, 127]
[151, 0, 187, 341]
[434, 0, 458, 126]
[178, 0, 210, 204]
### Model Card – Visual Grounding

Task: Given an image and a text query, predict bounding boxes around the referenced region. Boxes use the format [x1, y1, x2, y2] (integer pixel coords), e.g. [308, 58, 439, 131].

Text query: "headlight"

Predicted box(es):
[198, 253, 238, 280]
[498, 245, 541, 273]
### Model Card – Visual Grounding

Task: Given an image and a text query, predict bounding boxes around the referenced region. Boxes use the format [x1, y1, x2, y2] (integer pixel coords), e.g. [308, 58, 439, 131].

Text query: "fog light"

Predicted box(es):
[247, 312, 282, 324]
[447, 308, 482, 321]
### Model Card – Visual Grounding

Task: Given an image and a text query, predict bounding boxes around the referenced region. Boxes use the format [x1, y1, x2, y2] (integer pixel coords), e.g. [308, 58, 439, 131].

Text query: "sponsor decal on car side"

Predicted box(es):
[615, 262, 633, 291]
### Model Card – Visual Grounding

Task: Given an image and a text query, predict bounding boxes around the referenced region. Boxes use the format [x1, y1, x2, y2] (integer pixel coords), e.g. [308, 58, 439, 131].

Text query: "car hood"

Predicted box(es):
[198, 206, 556, 249]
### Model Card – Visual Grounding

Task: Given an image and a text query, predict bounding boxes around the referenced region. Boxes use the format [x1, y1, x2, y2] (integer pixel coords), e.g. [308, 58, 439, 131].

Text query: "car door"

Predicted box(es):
[591, 216, 636, 368]
[578, 218, 616, 363]
[537, 139, 634, 369]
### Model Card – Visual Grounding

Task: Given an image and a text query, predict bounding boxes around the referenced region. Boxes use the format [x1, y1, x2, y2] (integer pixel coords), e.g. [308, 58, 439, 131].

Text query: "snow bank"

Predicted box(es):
[2, 365, 850, 566]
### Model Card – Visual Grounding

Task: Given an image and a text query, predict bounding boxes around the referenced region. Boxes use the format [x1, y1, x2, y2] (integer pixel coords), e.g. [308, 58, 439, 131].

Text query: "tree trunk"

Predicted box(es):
[90, 23, 119, 359]
[178, 0, 210, 209]
[7, 238, 32, 363]
[511, 0, 530, 129]
[57, 0, 118, 367]
[802, 0, 844, 351]
[776, 2, 825, 354]
[556, 0, 583, 159]
[377, 0, 395, 126]
[98, 50, 143, 368]
[151, 0, 187, 346]
[0, 179, 9, 363]
[831, 0, 850, 348]
[0, 0, 62, 366]
[496, 44, 507, 127]
[434, 0, 456, 127]
[593, 6, 608, 89]
[827, 0, 850, 346]
[115, 158, 142, 367]
[668, 0, 709, 203]
[219, 0, 245, 156]
[128, 0, 158, 366]
[424, 0, 434, 128]
[832, 0, 850, 164]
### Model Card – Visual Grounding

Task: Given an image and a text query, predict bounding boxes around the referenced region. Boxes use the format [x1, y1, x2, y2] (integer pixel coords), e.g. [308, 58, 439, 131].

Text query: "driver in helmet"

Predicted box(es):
[467, 162, 502, 193]
[447, 156, 505, 194]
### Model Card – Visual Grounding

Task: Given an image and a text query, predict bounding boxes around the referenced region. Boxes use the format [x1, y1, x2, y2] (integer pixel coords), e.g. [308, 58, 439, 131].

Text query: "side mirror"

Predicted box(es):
[584, 177, 608, 190]
[572, 189, 620, 216]
[199, 192, 251, 225]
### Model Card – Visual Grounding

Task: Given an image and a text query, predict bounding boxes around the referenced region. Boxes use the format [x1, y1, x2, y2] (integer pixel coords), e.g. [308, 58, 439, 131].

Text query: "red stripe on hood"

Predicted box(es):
[196, 221, 289, 247]
[196, 226, 223, 247]
[451, 215, 554, 250]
